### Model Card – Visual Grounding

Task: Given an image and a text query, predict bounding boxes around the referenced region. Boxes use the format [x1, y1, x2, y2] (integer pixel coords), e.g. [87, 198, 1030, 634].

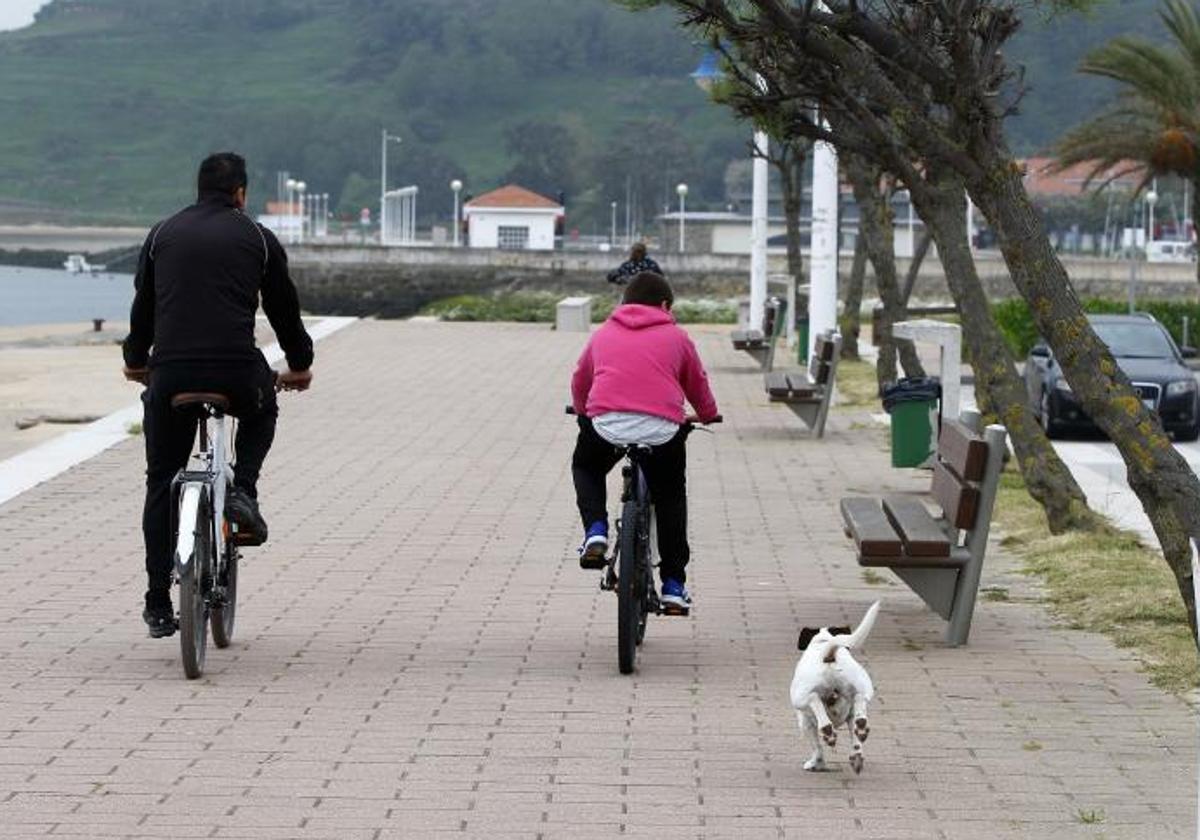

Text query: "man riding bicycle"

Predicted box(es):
[570, 271, 719, 611]
[122, 152, 314, 638]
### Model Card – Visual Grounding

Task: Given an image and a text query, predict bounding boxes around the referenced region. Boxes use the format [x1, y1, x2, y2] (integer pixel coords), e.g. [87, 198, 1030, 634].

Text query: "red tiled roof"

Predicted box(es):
[465, 184, 562, 209]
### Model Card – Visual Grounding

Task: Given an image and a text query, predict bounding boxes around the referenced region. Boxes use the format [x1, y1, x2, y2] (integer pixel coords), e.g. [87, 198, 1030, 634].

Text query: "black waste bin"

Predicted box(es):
[882, 377, 941, 467]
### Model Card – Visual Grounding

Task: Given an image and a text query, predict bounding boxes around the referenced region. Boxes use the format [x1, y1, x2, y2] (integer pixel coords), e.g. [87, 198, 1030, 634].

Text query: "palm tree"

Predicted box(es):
[1056, 0, 1200, 281]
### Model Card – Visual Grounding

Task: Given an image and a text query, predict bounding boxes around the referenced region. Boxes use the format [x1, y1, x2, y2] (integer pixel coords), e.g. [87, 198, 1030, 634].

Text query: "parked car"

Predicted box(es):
[1025, 313, 1200, 441]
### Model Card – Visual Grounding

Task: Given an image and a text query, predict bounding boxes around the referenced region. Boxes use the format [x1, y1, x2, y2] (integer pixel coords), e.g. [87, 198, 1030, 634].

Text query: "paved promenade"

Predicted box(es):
[0, 320, 1194, 839]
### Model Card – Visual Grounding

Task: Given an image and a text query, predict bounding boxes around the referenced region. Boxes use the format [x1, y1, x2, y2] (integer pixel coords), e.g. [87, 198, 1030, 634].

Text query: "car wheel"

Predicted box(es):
[1040, 390, 1061, 439]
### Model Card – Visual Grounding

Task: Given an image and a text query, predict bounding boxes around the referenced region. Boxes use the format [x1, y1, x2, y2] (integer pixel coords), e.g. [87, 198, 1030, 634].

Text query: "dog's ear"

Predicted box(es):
[797, 627, 821, 650]
[828, 625, 852, 638]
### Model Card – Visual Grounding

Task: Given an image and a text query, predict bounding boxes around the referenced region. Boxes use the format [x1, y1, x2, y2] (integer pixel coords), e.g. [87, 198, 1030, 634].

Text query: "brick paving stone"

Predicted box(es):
[0, 320, 1195, 838]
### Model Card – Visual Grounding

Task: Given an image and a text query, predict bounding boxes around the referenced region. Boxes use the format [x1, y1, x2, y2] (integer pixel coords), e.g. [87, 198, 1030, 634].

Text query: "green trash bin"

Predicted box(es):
[795, 318, 810, 363]
[882, 378, 941, 468]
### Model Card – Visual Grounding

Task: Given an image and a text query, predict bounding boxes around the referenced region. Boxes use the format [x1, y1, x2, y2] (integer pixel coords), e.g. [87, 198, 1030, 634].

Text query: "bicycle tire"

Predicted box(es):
[210, 543, 238, 649]
[617, 499, 642, 675]
[636, 510, 655, 646]
[177, 486, 211, 680]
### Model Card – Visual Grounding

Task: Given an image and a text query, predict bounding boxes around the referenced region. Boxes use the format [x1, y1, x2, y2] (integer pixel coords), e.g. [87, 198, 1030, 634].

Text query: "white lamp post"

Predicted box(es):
[380, 129, 402, 244]
[676, 183, 688, 253]
[450, 179, 463, 247]
[295, 181, 306, 244]
[1146, 183, 1159, 246]
[321, 193, 330, 237]
[285, 178, 297, 244]
[610, 201, 618, 247]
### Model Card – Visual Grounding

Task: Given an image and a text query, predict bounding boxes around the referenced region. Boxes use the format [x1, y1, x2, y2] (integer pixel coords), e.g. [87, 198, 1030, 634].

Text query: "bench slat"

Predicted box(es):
[840, 498, 903, 557]
[763, 371, 791, 396]
[882, 496, 951, 557]
[932, 460, 980, 530]
[938, 421, 989, 482]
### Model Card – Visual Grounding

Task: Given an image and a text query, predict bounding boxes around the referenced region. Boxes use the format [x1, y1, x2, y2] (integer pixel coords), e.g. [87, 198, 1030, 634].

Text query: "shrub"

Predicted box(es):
[992, 298, 1200, 357]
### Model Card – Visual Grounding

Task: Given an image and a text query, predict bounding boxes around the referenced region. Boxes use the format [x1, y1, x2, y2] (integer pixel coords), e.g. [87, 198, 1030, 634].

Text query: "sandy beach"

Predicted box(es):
[0, 319, 288, 463]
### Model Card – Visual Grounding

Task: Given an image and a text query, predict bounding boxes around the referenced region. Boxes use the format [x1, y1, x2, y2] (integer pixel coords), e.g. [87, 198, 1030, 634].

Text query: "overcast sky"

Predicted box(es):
[0, 0, 47, 32]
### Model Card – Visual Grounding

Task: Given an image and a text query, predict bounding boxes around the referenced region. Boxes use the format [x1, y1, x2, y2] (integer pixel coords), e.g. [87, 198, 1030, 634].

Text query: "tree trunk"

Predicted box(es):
[775, 144, 806, 281]
[845, 155, 924, 392]
[913, 169, 1090, 533]
[970, 156, 1200, 637]
[900, 229, 933, 306]
[840, 236, 868, 360]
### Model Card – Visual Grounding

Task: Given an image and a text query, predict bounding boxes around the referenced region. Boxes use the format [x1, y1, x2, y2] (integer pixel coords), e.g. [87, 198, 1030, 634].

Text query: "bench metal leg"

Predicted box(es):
[892, 567, 958, 621]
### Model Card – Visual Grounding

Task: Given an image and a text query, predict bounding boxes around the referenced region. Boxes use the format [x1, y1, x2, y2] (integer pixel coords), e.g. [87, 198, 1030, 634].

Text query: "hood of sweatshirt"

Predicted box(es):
[609, 304, 675, 330]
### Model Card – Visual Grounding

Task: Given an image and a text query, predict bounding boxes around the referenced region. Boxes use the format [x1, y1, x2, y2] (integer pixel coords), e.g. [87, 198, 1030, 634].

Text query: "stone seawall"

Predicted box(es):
[288, 245, 1200, 318]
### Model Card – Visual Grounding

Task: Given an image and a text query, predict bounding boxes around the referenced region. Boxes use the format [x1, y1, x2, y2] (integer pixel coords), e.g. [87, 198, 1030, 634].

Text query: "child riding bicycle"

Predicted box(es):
[569, 271, 720, 611]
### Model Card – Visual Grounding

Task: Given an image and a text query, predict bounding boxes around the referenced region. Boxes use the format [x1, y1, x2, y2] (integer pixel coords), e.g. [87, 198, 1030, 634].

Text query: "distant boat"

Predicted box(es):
[63, 254, 106, 274]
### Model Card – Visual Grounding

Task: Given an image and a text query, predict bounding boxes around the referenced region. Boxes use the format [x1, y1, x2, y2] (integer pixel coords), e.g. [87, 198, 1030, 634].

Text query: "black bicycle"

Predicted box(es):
[567, 408, 719, 674]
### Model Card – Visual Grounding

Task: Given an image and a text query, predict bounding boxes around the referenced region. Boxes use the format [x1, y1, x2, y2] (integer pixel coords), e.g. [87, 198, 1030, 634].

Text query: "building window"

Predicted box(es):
[497, 225, 530, 250]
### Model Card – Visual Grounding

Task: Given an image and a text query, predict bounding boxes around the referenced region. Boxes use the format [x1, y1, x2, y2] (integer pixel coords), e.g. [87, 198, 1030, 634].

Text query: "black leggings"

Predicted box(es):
[140, 358, 278, 598]
[571, 417, 690, 584]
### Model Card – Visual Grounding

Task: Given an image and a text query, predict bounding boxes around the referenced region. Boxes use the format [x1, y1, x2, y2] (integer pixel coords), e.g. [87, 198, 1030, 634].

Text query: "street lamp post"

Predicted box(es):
[321, 194, 330, 237]
[1146, 182, 1159, 247]
[676, 183, 688, 253]
[285, 178, 297, 244]
[380, 129, 402, 244]
[610, 201, 618, 248]
[295, 181, 306, 244]
[450, 179, 463, 247]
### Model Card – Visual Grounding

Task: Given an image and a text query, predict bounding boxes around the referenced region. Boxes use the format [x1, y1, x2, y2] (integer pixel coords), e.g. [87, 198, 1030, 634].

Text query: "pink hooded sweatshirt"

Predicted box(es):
[571, 304, 719, 424]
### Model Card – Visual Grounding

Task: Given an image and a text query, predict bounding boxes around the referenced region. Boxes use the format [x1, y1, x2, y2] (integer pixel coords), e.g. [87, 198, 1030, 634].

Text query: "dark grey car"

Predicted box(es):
[1024, 313, 1200, 441]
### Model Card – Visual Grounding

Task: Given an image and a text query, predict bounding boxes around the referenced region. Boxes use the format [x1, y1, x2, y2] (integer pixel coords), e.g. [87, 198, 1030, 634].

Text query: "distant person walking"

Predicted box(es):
[607, 242, 663, 286]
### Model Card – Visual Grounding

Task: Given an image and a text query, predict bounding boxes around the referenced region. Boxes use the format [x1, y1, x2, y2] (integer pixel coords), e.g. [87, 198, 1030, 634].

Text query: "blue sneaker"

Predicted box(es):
[579, 521, 608, 569]
[660, 578, 692, 614]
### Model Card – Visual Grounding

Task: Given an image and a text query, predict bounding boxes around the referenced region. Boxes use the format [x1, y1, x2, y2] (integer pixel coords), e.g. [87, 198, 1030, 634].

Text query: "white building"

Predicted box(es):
[463, 185, 562, 251]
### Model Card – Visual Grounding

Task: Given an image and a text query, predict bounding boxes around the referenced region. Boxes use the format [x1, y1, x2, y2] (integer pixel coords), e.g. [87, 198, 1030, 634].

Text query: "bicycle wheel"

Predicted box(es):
[635, 510, 654, 646]
[617, 499, 643, 675]
[210, 542, 238, 649]
[177, 485, 212, 679]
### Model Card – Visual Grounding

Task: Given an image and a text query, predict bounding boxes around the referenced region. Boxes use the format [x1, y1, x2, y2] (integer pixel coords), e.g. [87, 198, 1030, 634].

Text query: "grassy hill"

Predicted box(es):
[0, 0, 1172, 227]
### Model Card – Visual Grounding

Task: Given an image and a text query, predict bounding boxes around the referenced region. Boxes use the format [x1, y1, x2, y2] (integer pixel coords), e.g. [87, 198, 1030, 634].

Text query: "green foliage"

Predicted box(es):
[993, 296, 1200, 356]
[420, 292, 735, 323]
[0, 0, 743, 228]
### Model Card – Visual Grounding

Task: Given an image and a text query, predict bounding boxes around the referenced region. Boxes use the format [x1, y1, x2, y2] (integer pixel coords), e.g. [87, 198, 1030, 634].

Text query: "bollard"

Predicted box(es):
[92, 318, 105, 332]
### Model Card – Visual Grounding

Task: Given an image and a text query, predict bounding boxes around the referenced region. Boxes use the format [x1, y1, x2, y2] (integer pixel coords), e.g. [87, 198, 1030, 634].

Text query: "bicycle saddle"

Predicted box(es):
[171, 392, 231, 412]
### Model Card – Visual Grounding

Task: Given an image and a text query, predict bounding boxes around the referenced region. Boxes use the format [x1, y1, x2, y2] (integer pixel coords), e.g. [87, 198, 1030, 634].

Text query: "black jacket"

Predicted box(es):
[606, 256, 663, 285]
[123, 192, 314, 372]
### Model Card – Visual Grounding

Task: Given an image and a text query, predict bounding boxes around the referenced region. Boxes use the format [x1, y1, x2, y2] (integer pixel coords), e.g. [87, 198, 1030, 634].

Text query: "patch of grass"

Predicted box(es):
[900, 639, 923, 652]
[1075, 809, 1105, 825]
[981, 586, 1010, 603]
[419, 293, 736, 325]
[1021, 740, 1043, 752]
[994, 466, 1200, 692]
[126, 422, 143, 436]
[834, 359, 882, 411]
[861, 569, 891, 587]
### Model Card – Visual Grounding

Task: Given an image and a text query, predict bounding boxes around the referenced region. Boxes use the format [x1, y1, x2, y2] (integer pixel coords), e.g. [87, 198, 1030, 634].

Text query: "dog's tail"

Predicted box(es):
[837, 600, 881, 651]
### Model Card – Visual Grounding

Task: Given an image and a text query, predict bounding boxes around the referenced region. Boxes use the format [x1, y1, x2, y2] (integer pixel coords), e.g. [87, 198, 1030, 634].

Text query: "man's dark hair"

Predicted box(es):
[622, 271, 674, 308]
[197, 152, 248, 197]
[629, 242, 648, 261]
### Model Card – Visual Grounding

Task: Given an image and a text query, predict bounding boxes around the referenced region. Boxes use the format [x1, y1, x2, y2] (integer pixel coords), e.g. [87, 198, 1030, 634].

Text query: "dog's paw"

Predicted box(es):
[849, 753, 864, 775]
[821, 724, 837, 747]
[803, 756, 828, 772]
[855, 717, 869, 742]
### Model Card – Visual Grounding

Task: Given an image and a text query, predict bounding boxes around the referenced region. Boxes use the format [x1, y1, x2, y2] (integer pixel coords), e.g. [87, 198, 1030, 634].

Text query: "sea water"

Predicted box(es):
[0, 264, 134, 327]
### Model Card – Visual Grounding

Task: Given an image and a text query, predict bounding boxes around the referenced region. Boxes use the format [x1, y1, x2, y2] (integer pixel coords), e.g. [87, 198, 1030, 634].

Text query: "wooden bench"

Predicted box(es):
[763, 331, 842, 438]
[839, 413, 1007, 645]
[730, 296, 787, 372]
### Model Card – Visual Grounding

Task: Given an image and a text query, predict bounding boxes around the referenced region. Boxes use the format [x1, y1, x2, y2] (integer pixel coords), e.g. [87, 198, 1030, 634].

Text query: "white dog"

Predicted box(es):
[790, 601, 880, 773]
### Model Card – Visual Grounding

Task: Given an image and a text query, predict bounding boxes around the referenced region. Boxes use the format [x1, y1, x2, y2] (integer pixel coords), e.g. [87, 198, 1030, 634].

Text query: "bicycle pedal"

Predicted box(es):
[579, 553, 608, 571]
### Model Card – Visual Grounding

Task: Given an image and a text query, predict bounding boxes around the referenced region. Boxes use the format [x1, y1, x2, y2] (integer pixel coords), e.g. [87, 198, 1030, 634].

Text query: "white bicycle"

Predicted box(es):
[169, 391, 242, 679]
